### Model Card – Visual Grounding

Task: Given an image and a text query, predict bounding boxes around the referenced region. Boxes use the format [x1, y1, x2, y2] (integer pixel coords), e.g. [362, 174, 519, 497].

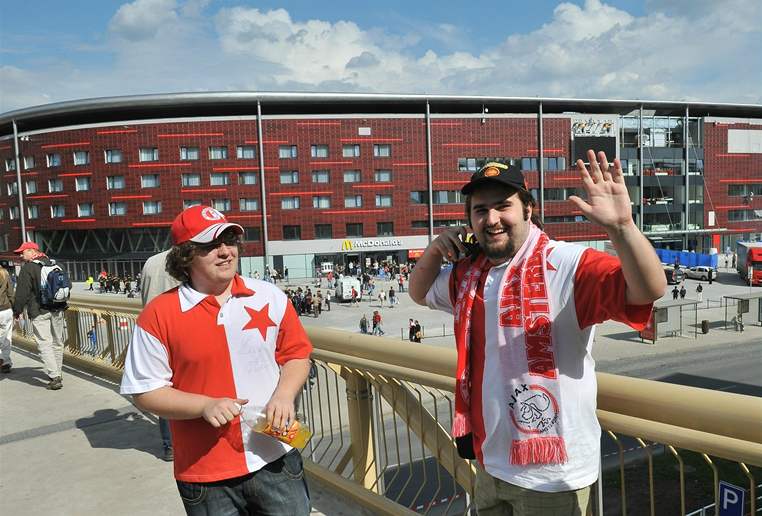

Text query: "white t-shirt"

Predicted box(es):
[426, 241, 651, 492]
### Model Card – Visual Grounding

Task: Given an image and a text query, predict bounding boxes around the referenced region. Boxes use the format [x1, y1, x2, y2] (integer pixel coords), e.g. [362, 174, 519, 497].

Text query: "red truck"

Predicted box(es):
[736, 242, 762, 286]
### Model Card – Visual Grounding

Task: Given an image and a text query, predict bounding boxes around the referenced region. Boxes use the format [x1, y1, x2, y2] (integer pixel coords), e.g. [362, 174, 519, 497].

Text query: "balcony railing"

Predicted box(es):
[12, 297, 761, 515]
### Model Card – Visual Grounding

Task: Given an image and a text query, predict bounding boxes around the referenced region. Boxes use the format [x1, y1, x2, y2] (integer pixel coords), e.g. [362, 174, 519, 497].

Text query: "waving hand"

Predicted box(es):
[568, 149, 633, 230]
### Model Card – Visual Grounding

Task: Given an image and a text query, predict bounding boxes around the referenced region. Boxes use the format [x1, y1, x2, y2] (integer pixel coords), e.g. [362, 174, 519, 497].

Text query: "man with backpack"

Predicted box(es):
[12, 241, 71, 390]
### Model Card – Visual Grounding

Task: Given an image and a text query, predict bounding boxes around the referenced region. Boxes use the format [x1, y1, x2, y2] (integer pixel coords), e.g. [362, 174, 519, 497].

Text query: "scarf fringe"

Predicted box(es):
[452, 412, 472, 438]
[510, 437, 568, 465]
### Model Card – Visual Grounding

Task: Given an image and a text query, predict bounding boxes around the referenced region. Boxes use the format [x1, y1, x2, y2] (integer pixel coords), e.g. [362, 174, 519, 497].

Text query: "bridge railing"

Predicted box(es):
[12, 298, 762, 516]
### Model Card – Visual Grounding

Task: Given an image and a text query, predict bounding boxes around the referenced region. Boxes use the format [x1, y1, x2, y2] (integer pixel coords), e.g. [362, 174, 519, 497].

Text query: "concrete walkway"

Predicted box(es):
[0, 347, 367, 516]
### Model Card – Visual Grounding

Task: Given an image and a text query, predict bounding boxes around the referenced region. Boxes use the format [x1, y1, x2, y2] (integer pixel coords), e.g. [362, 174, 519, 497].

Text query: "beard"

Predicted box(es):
[481, 237, 519, 262]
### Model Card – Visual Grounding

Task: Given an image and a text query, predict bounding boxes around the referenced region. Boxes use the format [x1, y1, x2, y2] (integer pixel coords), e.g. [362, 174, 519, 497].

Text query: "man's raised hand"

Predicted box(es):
[568, 150, 634, 232]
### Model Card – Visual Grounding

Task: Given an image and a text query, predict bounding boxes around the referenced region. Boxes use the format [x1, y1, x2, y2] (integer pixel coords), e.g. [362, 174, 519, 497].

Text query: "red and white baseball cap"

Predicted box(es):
[170, 205, 243, 245]
[13, 241, 40, 253]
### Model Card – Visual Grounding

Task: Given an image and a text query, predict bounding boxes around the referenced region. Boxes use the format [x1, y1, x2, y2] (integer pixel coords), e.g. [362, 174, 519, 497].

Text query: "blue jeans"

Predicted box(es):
[176, 449, 310, 516]
[159, 417, 172, 449]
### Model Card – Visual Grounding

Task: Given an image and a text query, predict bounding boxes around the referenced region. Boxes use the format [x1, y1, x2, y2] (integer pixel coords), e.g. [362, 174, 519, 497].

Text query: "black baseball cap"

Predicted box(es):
[461, 162, 528, 195]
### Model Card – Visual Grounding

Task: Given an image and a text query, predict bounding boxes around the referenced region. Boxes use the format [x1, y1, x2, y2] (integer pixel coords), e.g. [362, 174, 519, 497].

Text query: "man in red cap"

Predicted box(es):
[120, 205, 313, 515]
[12, 241, 69, 390]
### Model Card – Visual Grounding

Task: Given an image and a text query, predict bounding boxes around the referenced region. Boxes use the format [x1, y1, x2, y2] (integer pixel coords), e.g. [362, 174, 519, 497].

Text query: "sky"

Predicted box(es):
[0, 0, 760, 113]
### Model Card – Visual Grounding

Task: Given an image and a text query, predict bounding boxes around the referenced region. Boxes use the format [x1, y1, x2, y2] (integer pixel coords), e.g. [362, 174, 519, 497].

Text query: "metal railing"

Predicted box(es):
[13, 297, 762, 516]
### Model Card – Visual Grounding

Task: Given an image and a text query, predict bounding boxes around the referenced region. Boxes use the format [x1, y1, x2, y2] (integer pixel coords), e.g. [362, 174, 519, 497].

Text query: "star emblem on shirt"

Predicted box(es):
[242, 304, 276, 339]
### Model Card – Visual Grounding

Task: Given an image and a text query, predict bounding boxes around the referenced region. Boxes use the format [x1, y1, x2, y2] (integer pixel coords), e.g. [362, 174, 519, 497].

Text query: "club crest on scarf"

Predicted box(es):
[509, 384, 560, 434]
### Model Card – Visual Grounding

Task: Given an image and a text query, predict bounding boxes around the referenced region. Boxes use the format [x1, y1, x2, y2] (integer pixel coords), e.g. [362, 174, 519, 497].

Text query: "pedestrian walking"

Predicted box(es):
[696, 283, 703, 302]
[672, 285, 679, 300]
[680, 284, 687, 299]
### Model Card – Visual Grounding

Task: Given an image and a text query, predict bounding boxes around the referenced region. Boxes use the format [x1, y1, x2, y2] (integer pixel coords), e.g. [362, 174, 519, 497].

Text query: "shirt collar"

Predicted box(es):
[178, 274, 255, 312]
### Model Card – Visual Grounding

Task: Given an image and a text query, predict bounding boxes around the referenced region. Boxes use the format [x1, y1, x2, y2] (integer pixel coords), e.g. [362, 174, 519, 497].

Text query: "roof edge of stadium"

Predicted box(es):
[2, 90, 761, 133]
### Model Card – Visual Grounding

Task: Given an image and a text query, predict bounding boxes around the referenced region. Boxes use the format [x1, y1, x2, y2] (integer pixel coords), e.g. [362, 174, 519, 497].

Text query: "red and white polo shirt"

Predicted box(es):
[426, 242, 652, 492]
[120, 274, 312, 482]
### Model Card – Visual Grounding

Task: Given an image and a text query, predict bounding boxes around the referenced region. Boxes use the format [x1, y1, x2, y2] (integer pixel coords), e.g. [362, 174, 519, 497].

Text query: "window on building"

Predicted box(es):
[433, 219, 467, 228]
[73, 151, 90, 165]
[51, 205, 65, 218]
[27, 205, 38, 219]
[313, 195, 331, 209]
[109, 202, 127, 216]
[23, 156, 35, 169]
[375, 194, 392, 207]
[105, 149, 123, 164]
[143, 201, 162, 215]
[243, 227, 261, 241]
[458, 158, 478, 172]
[433, 190, 464, 204]
[281, 196, 300, 210]
[209, 146, 228, 160]
[311, 144, 329, 158]
[183, 199, 202, 209]
[5, 159, 15, 171]
[374, 170, 392, 182]
[212, 199, 231, 212]
[373, 144, 391, 157]
[279, 145, 297, 159]
[210, 172, 230, 186]
[48, 179, 63, 192]
[236, 145, 256, 159]
[283, 225, 301, 240]
[139, 147, 158, 162]
[75, 176, 91, 191]
[344, 195, 362, 208]
[240, 198, 259, 211]
[544, 157, 567, 171]
[411, 220, 429, 229]
[9, 206, 19, 220]
[343, 170, 361, 183]
[25, 181, 37, 194]
[180, 146, 199, 160]
[107, 176, 125, 190]
[181, 173, 201, 187]
[280, 171, 299, 184]
[377, 222, 394, 236]
[6, 182, 17, 196]
[346, 223, 363, 237]
[238, 172, 258, 185]
[46, 153, 61, 167]
[521, 158, 537, 171]
[78, 203, 94, 217]
[312, 170, 330, 183]
[141, 174, 160, 188]
[342, 144, 360, 158]
[410, 191, 428, 204]
[314, 224, 333, 239]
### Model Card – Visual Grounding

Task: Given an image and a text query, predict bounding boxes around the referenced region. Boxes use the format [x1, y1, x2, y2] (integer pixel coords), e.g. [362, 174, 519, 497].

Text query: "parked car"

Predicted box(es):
[685, 266, 716, 281]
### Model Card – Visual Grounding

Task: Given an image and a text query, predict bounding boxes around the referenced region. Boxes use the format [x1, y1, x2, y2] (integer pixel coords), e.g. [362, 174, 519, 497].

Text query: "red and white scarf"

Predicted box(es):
[452, 224, 568, 465]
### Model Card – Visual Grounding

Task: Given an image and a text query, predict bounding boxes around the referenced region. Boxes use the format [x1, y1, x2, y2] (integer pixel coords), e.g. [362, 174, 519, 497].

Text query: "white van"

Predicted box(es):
[337, 276, 361, 302]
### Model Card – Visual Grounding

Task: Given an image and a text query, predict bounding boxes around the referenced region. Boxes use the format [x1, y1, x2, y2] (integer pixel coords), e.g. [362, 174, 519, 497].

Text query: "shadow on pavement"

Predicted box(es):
[0, 365, 51, 388]
[75, 408, 164, 460]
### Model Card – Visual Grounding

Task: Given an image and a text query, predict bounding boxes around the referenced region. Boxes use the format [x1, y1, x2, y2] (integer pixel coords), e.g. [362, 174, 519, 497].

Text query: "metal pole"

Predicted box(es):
[425, 101, 434, 243]
[639, 105, 644, 231]
[684, 105, 690, 249]
[537, 103, 544, 225]
[12, 120, 27, 242]
[256, 101, 269, 271]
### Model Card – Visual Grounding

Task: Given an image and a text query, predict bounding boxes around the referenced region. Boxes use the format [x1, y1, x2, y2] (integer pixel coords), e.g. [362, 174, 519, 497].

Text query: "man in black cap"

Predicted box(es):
[409, 151, 666, 514]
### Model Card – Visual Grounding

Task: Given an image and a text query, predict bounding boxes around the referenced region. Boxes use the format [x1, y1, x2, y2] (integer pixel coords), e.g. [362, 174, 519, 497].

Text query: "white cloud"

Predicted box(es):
[1, 0, 760, 112]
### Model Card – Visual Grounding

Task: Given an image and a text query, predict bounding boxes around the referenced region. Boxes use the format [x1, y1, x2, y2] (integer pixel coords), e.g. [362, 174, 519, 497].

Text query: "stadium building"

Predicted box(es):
[0, 93, 760, 278]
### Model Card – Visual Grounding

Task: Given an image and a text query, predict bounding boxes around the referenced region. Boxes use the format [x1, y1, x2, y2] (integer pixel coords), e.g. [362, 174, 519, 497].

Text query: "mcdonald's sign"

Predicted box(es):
[341, 240, 354, 251]
[338, 238, 402, 252]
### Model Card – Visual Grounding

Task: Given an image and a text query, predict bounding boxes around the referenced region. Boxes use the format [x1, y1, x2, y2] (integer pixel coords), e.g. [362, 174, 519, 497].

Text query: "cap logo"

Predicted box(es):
[201, 207, 225, 221]
[484, 167, 501, 177]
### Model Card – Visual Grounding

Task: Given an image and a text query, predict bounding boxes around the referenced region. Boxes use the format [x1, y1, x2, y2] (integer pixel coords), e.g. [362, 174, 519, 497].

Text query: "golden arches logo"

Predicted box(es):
[341, 240, 354, 251]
